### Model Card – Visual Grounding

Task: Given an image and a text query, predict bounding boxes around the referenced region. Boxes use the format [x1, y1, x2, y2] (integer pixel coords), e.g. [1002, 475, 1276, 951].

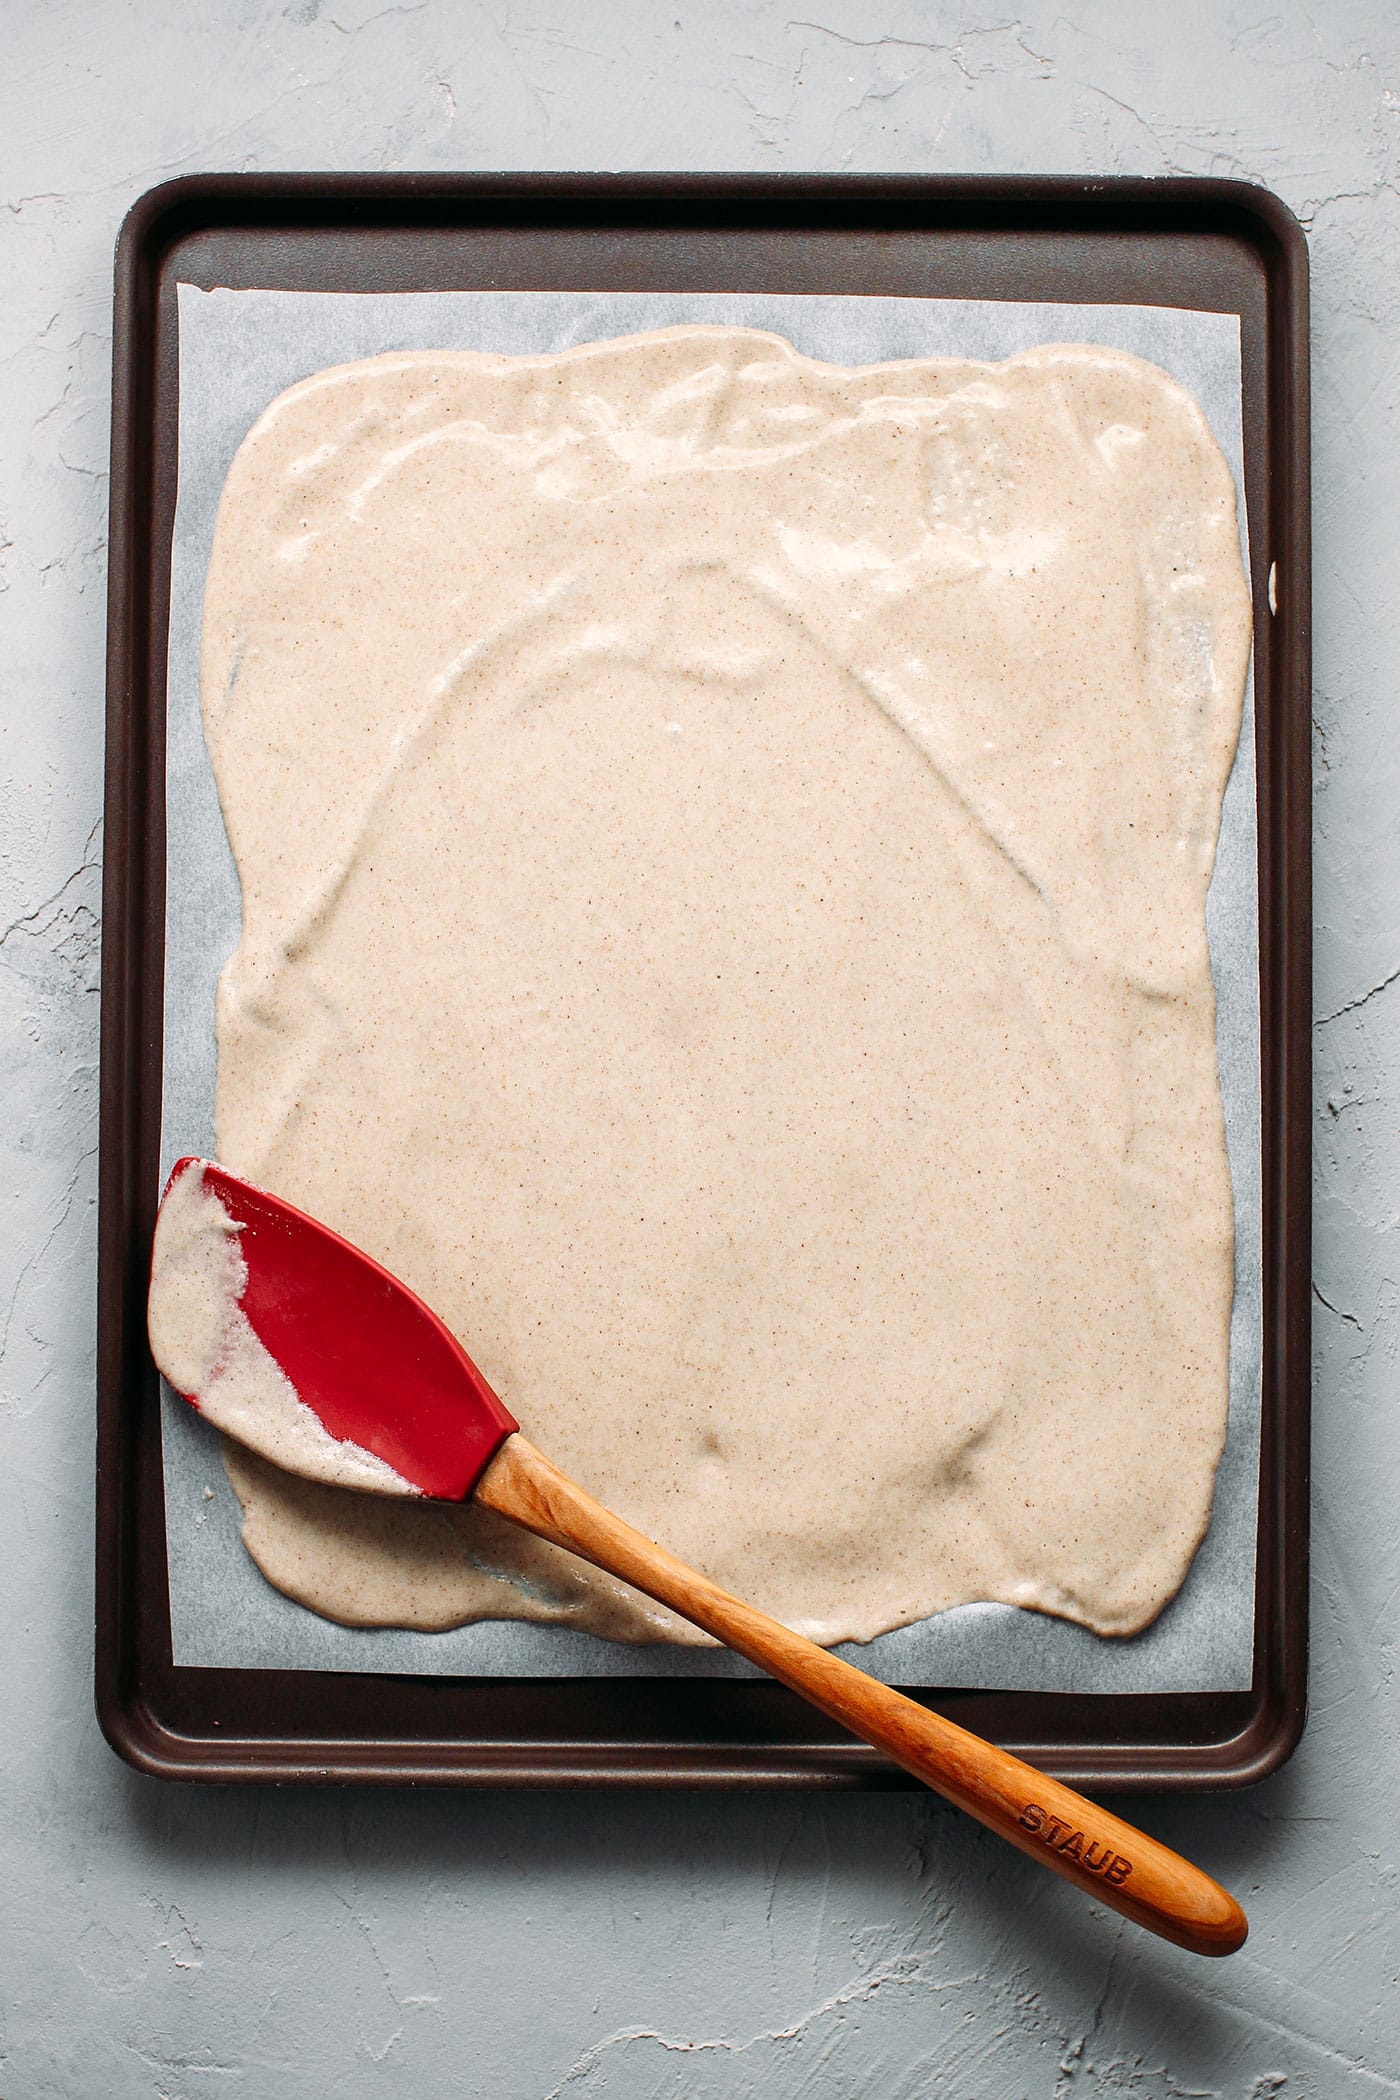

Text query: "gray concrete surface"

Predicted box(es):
[2, 2, 1396, 2092]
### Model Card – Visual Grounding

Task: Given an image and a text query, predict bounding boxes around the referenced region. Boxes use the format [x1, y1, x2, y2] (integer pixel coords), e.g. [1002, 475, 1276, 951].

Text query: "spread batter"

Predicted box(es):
[193, 326, 1251, 1646]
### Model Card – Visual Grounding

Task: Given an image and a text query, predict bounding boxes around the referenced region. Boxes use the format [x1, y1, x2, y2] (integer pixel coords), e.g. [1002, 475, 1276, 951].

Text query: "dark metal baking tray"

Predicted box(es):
[97, 173, 1310, 1789]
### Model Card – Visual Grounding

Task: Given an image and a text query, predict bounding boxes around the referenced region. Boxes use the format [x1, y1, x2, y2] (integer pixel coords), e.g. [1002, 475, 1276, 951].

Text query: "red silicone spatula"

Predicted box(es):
[154, 1156, 1246, 1958]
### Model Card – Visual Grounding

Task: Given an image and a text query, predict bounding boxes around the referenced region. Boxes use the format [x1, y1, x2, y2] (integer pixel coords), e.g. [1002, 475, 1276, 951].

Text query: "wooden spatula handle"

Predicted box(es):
[476, 1435, 1246, 1958]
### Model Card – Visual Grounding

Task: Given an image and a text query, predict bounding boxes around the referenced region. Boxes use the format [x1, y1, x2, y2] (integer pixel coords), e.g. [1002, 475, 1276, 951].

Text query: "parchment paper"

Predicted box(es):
[160, 284, 1260, 1689]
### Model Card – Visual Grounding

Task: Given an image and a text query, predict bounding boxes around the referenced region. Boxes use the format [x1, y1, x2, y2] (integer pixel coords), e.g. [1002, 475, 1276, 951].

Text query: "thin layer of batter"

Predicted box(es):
[196, 326, 1251, 1646]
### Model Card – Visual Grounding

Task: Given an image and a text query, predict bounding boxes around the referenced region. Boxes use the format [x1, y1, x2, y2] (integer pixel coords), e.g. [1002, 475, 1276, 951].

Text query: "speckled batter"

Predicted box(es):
[198, 326, 1251, 1646]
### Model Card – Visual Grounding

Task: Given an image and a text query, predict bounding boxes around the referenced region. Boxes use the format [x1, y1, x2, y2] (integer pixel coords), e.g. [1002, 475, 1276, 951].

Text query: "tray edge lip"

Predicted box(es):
[90, 1696, 1301, 1795]
[111, 165, 1314, 243]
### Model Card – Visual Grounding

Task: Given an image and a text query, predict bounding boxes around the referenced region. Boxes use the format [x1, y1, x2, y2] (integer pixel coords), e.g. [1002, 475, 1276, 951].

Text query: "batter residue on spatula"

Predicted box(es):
[194, 326, 1251, 1646]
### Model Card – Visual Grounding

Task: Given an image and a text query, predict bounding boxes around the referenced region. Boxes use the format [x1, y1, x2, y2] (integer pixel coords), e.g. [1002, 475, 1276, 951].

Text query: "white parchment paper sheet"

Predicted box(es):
[160, 285, 1260, 1689]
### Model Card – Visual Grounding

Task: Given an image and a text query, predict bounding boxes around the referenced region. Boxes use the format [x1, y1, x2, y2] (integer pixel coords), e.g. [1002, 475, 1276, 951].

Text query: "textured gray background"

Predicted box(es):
[1, 1, 1394, 2093]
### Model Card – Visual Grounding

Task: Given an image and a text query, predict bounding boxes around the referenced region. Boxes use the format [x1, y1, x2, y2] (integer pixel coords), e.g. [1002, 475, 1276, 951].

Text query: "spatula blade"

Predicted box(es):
[158, 1157, 518, 1500]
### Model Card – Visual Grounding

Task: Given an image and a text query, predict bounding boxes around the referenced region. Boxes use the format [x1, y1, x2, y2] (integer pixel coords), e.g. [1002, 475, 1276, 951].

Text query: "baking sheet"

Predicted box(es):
[160, 284, 1260, 1691]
